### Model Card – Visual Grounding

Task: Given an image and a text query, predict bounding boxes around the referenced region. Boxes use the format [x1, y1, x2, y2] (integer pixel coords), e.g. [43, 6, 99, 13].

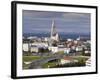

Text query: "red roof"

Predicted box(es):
[63, 56, 73, 60]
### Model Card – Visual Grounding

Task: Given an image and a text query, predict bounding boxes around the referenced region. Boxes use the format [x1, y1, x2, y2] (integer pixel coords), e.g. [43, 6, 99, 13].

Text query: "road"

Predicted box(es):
[28, 54, 63, 69]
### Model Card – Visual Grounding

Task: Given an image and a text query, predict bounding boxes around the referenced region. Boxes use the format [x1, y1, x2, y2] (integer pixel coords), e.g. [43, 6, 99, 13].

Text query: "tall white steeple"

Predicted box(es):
[50, 20, 59, 42]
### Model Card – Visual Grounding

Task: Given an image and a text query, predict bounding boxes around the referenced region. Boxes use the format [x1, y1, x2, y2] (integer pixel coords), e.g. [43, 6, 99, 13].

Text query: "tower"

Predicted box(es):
[50, 20, 59, 42]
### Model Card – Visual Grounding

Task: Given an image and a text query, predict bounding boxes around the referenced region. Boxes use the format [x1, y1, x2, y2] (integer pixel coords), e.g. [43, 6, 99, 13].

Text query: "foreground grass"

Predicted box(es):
[23, 56, 43, 69]
[23, 56, 42, 62]
[42, 62, 58, 68]
[72, 56, 89, 63]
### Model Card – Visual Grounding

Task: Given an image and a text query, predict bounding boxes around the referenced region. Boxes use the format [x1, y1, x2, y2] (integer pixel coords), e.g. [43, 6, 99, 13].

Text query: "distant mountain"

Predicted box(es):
[23, 32, 90, 40]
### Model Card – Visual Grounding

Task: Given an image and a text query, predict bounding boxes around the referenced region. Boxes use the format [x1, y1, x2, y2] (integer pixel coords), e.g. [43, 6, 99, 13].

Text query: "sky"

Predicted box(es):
[22, 10, 91, 34]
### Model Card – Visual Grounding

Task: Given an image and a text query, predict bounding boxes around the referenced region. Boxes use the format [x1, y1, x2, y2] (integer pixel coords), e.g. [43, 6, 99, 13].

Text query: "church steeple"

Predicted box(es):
[51, 20, 57, 38]
[50, 20, 59, 42]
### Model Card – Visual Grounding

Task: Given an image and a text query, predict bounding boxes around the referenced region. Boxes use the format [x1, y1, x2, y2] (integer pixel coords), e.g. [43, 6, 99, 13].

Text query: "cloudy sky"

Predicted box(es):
[22, 10, 91, 34]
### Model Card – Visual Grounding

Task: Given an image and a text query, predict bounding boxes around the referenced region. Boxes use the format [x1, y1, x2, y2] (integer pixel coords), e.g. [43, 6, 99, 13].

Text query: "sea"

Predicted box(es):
[23, 33, 90, 40]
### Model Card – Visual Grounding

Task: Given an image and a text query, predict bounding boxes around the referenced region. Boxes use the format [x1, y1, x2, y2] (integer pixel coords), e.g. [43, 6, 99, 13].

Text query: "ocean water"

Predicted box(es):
[23, 33, 90, 40]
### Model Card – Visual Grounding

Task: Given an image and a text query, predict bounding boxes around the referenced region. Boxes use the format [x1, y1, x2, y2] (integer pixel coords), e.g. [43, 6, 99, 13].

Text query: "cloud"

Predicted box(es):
[23, 10, 90, 34]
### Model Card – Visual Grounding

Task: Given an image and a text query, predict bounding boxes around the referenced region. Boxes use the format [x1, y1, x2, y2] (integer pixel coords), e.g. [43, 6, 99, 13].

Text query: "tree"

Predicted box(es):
[82, 48, 85, 56]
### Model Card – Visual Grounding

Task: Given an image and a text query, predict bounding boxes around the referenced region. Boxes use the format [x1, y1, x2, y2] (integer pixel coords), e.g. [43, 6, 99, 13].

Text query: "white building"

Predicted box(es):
[44, 37, 50, 42]
[48, 46, 58, 53]
[23, 43, 29, 51]
[85, 50, 91, 54]
[48, 46, 71, 54]
[76, 46, 83, 51]
[30, 45, 39, 52]
[31, 42, 48, 47]
[65, 48, 71, 54]
[23, 42, 49, 52]
[74, 40, 78, 44]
